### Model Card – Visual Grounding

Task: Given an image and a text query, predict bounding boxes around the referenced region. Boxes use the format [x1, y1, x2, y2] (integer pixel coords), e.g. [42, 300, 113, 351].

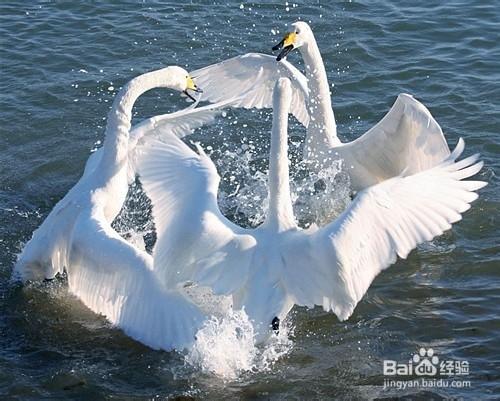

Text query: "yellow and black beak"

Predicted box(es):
[272, 32, 296, 61]
[184, 75, 203, 102]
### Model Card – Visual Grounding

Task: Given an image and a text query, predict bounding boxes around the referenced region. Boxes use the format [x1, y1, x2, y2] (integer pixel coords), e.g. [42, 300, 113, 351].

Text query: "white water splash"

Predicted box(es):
[214, 147, 352, 228]
[215, 148, 269, 227]
[291, 157, 351, 227]
[185, 309, 293, 380]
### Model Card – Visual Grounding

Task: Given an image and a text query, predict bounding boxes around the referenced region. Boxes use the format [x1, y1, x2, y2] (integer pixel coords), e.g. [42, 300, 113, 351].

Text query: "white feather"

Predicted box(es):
[190, 52, 310, 126]
[137, 78, 486, 341]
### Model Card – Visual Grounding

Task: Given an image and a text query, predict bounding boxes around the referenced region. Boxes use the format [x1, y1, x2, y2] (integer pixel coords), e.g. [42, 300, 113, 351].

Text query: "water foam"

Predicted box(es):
[185, 309, 293, 380]
[214, 146, 352, 228]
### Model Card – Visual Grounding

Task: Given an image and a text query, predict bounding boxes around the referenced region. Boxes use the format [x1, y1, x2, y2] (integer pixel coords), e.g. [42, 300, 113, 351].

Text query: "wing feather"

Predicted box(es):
[136, 135, 256, 294]
[284, 139, 486, 320]
[68, 208, 204, 351]
[127, 98, 237, 181]
[190, 53, 310, 126]
[336, 94, 452, 191]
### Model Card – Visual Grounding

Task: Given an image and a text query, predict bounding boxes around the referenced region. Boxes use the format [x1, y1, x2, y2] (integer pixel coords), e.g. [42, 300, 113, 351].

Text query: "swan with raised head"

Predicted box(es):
[188, 22, 451, 191]
[272, 21, 452, 188]
[137, 77, 485, 340]
[14, 66, 231, 351]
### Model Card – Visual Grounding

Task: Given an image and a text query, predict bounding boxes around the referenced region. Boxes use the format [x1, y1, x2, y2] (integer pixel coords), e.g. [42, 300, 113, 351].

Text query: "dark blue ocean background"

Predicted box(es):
[1, 1, 499, 399]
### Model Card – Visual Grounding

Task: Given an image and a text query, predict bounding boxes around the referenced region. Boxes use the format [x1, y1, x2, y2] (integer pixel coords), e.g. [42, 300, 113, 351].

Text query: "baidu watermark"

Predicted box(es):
[383, 347, 471, 390]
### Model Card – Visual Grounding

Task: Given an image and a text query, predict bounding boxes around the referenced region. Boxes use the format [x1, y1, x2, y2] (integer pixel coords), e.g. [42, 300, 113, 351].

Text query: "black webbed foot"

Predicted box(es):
[271, 316, 280, 335]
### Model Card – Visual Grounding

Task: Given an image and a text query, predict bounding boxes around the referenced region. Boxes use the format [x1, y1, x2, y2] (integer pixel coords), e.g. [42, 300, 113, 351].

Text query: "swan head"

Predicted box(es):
[272, 21, 313, 61]
[164, 66, 203, 101]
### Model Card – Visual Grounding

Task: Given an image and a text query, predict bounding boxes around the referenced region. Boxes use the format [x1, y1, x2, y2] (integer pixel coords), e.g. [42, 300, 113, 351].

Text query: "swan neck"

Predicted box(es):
[300, 38, 340, 156]
[100, 69, 176, 175]
[265, 92, 296, 232]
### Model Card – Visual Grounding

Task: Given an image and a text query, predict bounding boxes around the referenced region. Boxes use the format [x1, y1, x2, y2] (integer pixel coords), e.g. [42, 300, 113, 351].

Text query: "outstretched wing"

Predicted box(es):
[190, 53, 310, 126]
[126, 98, 237, 181]
[68, 208, 205, 351]
[136, 135, 256, 294]
[336, 94, 451, 191]
[284, 139, 486, 320]
[130, 98, 237, 144]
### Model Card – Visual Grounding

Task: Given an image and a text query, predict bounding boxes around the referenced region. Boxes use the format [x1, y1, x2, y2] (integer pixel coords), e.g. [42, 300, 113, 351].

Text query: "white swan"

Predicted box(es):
[137, 77, 485, 341]
[189, 23, 451, 191]
[273, 21, 451, 186]
[14, 66, 232, 351]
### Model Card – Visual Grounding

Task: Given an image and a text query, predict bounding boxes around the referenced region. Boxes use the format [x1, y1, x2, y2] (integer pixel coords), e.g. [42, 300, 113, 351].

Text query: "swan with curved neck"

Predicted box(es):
[13, 67, 219, 351]
[137, 77, 484, 341]
[16, 66, 200, 280]
[98, 66, 203, 219]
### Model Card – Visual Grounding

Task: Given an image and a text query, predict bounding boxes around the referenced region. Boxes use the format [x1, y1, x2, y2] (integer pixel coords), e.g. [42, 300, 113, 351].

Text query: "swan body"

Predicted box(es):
[137, 77, 485, 341]
[191, 23, 451, 192]
[14, 66, 233, 351]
